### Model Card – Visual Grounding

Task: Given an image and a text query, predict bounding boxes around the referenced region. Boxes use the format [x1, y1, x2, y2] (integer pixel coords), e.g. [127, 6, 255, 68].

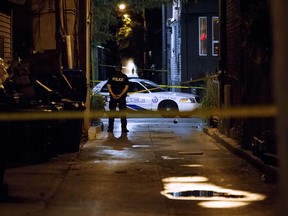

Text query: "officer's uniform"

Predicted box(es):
[107, 70, 129, 132]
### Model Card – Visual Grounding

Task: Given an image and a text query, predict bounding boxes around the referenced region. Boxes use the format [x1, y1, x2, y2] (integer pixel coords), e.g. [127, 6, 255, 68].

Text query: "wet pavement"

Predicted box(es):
[0, 118, 277, 215]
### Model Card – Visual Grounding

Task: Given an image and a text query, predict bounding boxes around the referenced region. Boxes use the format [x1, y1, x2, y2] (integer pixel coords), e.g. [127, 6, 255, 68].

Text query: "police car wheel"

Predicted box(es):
[158, 101, 179, 118]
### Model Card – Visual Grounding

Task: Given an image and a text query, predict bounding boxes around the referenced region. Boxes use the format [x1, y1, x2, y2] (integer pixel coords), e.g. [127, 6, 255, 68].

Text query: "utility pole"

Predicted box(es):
[83, 0, 91, 134]
[162, 1, 167, 84]
[143, 8, 147, 69]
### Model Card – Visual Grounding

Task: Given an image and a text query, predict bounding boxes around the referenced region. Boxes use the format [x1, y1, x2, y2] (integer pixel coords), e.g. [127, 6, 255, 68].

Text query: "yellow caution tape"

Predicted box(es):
[180, 75, 218, 85]
[0, 105, 277, 121]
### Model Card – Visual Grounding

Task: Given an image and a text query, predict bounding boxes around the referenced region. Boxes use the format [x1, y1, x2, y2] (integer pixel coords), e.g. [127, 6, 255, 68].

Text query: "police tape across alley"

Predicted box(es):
[0, 105, 277, 121]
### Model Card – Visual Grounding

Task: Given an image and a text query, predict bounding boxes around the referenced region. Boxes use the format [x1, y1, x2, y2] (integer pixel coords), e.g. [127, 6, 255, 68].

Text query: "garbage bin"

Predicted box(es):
[56, 119, 83, 154]
[0, 120, 9, 201]
[0, 91, 15, 201]
[55, 100, 85, 154]
[31, 68, 86, 155]
[10, 109, 56, 164]
[62, 69, 87, 102]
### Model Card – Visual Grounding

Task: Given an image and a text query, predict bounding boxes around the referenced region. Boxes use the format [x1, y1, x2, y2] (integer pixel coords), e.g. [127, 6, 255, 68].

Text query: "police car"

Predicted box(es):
[92, 78, 200, 117]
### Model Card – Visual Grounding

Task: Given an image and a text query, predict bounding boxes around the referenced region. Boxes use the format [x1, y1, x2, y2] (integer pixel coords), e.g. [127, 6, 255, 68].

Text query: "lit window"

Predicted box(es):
[212, 17, 219, 56]
[199, 17, 207, 56]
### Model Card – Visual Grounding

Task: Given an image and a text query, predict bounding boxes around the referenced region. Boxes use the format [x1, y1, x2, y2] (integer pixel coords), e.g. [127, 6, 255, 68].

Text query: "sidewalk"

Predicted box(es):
[203, 127, 278, 183]
[0, 119, 277, 216]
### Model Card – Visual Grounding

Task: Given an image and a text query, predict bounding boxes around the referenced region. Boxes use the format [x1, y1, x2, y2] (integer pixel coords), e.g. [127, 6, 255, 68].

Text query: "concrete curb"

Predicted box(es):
[203, 127, 278, 183]
[88, 121, 104, 140]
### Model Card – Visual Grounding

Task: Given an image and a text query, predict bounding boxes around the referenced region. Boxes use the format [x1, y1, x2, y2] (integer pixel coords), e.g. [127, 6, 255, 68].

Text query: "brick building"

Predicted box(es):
[219, 0, 274, 157]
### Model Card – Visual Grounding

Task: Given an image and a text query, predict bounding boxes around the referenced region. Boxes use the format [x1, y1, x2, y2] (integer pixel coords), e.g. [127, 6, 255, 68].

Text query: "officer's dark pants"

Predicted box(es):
[108, 97, 127, 131]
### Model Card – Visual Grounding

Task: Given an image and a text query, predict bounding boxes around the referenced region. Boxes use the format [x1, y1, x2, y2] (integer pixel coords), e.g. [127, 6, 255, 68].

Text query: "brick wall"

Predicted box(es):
[226, 0, 241, 79]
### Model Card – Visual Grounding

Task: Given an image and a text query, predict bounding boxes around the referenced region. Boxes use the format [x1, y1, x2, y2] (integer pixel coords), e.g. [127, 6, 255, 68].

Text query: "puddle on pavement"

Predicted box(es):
[132, 145, 151, 148]
[162, 156, 184, 160]
[101, 149, 133, 159]
[178, 152, 204, 155]
[161, 176, 266, 208]
[181, 164, 203, 168]
[168, 190, 245, 198]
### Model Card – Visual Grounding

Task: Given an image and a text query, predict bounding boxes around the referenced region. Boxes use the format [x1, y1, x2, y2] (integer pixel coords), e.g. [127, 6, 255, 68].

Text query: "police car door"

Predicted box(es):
[126, 82, 152, 111]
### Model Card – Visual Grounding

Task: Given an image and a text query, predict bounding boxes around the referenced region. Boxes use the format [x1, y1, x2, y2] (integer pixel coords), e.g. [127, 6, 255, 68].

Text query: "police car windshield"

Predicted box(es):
[140, 80, 166, 93]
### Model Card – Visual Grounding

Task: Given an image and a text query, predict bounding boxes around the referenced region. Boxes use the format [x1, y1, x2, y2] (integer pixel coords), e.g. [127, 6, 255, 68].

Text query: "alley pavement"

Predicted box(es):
[0, 118, 277, 216]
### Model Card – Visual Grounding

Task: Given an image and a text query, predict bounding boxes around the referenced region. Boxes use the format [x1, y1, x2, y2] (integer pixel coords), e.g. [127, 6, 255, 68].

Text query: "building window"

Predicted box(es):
[212, 17, 219, 56]
[199, 17, 207, 56]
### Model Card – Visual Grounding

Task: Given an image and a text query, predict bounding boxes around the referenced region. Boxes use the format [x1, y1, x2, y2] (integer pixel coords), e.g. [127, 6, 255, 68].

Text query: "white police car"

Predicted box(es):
[92, 78, 200, 117]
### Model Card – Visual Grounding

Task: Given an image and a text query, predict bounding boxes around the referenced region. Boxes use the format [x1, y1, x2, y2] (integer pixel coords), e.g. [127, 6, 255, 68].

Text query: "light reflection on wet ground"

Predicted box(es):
[94, 118, 275, 213]
[161, 176, 266, 208]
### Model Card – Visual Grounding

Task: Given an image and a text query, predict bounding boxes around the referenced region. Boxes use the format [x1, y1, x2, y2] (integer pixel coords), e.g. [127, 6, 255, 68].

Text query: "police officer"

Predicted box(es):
[107, 61, 129, 132]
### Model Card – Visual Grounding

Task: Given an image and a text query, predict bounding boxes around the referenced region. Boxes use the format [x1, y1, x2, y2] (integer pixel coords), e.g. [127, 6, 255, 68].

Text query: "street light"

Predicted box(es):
[118, 3, 126, 11]
[116, 2, 146, 70]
